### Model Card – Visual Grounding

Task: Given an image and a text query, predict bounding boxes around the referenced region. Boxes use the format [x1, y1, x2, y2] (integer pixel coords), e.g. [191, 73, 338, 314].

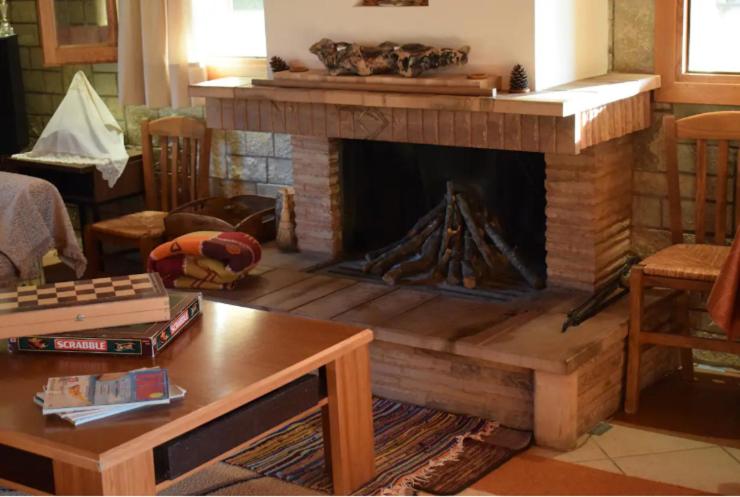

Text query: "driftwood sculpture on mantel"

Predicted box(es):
[309, 38, 470, 78]
[363, 182, 545, 290]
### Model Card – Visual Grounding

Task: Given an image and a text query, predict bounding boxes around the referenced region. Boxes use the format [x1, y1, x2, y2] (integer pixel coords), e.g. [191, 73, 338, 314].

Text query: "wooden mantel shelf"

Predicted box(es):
[191, 72, 660, 154]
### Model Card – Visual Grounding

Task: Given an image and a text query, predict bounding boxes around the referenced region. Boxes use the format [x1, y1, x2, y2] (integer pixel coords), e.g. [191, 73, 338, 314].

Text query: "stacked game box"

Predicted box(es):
[7, 275, 202, 357]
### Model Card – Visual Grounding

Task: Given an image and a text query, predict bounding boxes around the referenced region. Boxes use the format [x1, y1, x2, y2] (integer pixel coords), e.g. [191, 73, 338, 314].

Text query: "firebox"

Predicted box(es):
[335, 140, 547, 294]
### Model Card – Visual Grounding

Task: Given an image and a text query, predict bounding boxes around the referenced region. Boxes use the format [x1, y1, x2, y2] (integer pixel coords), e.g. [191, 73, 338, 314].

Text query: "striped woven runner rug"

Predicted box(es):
[224, 398, 531, 495]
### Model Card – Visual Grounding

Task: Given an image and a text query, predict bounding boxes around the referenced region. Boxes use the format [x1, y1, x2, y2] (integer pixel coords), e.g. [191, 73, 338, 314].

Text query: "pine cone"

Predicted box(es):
[509, 64, 529, 92]
[270, 56, 289, 73]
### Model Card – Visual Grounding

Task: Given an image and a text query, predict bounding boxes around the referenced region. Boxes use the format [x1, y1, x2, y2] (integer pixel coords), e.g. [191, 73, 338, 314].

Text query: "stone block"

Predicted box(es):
[209, 178, 257, 197]
[229, 155, 268, 183]
[29, 48, 44, 69]
[632, 195, 662, 229]
[274, 133, 293, 158]
[25, 93, 53, 115]
[103, 97, 124, 121]
[227, 130, 273, 156]
[267, 158, 293, 185]
[43, 71, 64, 94]
[92, 73, 117, 97]
[22, 70, 44, 93]
[124, 105, 159, 145]
[17, 47, 30, 69]
[14, 23, 39, 47]
[93, 63, 118, 73]
[10, 1, 37, 23]
[612, 0, 654, 73]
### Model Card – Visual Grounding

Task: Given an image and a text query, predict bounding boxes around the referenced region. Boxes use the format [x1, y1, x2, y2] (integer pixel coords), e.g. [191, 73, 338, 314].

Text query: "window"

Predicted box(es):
[190, 0, 266, 61]
[189, 0, 267, 79]
[655, 0, 740, 105]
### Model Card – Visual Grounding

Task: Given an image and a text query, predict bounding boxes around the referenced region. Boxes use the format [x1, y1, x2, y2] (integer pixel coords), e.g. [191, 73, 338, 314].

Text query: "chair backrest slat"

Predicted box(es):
[171, 138, 179, 209]
[141, 116, 211, 211]
[694, 139, 708, 244]
[159, 136, 170, 212]
[663, 115, 684, 244]
[715, 140, 730, 244]
[664, 111, 740, 246]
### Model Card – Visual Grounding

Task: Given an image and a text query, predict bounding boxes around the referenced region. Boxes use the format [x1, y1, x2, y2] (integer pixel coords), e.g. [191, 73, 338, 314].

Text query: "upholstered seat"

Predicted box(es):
[641, 244, 729, 282]
[90, 210, 167, 239]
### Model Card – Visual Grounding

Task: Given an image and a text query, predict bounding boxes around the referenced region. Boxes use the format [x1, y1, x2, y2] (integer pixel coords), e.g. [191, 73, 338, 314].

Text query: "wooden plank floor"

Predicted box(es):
[199, 245, 630, 375]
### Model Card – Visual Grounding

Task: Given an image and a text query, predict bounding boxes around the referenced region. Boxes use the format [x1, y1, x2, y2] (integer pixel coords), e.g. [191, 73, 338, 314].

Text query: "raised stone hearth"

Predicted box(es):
[191, 73, 680, 450]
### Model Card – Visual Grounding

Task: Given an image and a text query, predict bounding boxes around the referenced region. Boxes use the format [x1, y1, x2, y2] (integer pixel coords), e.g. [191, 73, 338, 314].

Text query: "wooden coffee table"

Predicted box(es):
[0, 299, 376, 495]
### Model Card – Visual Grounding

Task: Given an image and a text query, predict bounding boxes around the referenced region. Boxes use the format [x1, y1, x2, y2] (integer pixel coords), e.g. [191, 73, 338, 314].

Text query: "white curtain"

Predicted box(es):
[118, 0, 206, 108]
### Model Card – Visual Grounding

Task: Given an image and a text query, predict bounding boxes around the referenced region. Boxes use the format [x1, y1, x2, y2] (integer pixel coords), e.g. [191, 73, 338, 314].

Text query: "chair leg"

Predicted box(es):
[625, 266, 645, 414]
[83, 226, 102, 278]
[675, 291, 695, 381]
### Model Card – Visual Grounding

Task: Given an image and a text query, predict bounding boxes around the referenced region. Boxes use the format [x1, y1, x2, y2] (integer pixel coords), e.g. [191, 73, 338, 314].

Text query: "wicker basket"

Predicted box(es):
[164, 195, 276, 242]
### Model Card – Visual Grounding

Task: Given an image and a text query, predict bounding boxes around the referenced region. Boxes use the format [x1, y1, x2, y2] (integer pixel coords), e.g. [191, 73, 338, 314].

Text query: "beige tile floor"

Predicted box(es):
[527, 422, 740, 495]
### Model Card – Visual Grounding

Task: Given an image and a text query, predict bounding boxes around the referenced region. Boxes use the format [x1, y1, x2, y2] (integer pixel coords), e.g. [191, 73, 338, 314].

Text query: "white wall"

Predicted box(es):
[264, 0, 536, 81]
[264, 0, 608, 91]
[533, 0, 609, 90]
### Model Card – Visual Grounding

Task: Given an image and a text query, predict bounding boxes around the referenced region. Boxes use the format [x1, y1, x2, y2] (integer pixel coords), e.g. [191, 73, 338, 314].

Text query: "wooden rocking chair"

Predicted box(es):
[84, 116, 212, 274]
[625, 111, 740, 414]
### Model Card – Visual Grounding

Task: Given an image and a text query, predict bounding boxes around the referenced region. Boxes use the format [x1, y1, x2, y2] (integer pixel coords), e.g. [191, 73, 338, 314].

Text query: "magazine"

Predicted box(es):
[35, 384, 186, 426]
[42, 368, 170, 415]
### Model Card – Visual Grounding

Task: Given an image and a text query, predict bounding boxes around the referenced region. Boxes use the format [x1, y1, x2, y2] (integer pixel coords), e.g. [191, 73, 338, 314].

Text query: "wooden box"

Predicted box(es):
[164, 195, 276, 242]
[0, 273, 170, 340]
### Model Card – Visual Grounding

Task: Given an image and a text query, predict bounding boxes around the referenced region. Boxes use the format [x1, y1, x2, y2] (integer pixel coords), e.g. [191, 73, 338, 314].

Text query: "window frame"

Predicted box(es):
[37, 0, 118, 66]
[655, 0, 740, 105]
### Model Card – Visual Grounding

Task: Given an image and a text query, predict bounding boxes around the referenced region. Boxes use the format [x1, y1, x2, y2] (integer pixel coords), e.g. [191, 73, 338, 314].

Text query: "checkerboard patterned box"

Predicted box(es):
[0, 274, 170, 339]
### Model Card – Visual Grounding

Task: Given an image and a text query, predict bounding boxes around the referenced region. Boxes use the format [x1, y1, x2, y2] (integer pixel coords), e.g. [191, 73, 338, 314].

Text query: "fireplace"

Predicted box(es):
[336, 140, 547, 294]
[193, 73, 658, 291]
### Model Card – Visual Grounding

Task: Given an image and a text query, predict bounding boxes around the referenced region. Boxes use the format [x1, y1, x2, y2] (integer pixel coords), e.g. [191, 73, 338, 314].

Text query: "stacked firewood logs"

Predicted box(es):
[362, 182, 544, 289]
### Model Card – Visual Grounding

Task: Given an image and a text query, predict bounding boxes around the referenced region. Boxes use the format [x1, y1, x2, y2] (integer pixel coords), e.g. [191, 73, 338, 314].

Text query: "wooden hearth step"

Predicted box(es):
[362, 182, 544, 290]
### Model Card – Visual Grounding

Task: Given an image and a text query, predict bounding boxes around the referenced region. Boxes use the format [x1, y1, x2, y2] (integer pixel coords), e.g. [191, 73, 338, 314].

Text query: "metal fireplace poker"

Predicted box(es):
[561, 254, 641, 333]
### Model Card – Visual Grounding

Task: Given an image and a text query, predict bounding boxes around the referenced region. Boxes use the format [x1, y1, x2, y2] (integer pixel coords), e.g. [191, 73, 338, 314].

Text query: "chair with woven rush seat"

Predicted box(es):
[625, 111, 740, 414]
[84, 116, 212, 275]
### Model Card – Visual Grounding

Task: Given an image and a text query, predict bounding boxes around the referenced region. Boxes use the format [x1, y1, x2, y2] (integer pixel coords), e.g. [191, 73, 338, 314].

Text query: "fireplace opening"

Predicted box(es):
[330, 140, 547, 298]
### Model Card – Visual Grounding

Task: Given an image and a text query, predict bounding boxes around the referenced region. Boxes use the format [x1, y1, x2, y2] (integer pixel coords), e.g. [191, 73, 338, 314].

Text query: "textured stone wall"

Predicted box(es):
[611, 0, 740, 256]
[11, 0, 291, 198]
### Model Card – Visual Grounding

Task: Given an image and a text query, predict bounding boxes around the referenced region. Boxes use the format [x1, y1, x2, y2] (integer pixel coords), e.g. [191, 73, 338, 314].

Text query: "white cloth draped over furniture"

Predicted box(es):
[12, 72, 129, 187]
[0, 173, 86, 287]
[118, 0, 206, 108]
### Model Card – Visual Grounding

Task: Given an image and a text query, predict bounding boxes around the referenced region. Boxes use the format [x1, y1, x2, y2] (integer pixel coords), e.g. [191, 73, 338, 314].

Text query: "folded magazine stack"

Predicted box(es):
[35, 367, 185, 426]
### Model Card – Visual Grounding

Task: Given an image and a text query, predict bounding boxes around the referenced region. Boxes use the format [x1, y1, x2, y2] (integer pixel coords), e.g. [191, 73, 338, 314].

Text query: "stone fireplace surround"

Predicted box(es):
[191, 73, 682, 450]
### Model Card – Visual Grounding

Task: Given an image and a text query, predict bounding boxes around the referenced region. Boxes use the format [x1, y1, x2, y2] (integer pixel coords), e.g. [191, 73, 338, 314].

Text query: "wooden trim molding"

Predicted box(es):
[655, 0, 740, 105]
[37, 0, 118, 66]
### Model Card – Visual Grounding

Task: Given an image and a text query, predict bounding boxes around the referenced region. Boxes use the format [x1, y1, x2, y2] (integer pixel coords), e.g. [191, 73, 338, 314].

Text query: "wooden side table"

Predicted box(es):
[0, 148, 145, 233]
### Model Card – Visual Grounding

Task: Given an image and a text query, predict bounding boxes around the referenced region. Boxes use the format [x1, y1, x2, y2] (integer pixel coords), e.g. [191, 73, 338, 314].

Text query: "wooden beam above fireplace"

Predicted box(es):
[191, 72, 659, 155]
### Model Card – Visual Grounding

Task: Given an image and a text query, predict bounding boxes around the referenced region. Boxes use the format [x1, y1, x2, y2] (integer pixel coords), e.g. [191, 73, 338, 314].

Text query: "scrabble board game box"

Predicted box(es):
[9, 292, 201, 357]
[0, 273, 170, 339]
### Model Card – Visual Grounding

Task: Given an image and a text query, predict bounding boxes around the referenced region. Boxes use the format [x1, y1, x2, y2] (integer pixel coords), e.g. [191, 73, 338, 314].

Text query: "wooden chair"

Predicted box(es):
[625, 111, 740, 414]
[84, 116, 212, 274]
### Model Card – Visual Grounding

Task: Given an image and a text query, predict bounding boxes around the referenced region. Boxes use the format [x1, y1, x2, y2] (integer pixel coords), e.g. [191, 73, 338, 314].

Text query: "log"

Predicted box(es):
[364, 201, 445, 264]
[383, 230, 442, 285]
[447, 209, 463, 286]
[484, 221, 545, 289]
[436, 182, 456, 275]
[366, 215, 443, 276]
[462, 231, 477, 289]
[456, 194, 499, 271]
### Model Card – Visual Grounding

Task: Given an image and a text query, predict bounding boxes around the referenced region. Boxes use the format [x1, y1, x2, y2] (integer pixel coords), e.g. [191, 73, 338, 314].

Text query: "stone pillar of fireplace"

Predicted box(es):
[545, 136, 633, 291]
[292, 136, 343, 256]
